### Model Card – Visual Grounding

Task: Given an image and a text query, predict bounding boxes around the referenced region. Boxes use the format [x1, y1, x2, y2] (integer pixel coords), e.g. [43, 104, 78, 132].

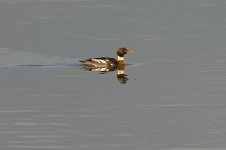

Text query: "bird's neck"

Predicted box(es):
[117, 56, 125, 65]
[117, 56, 124, 61]
[118, 56, 125, 61]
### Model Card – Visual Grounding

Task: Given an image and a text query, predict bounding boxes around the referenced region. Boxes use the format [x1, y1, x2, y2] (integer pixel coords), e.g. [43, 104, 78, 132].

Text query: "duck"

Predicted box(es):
[79, 47, 136, 68]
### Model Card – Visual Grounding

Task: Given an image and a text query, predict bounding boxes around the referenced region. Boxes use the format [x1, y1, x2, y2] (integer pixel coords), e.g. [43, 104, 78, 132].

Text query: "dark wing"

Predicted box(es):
[80, 57, 117, 65]
[94, 57, 118, 66]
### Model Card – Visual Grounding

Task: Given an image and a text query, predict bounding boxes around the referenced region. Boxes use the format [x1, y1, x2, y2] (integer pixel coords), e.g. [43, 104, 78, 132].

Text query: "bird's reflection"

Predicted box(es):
[81, 64, 134, 84]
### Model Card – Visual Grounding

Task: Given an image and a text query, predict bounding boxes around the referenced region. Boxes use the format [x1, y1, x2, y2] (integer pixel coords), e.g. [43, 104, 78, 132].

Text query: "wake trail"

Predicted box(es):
[0, 48, 80, 68]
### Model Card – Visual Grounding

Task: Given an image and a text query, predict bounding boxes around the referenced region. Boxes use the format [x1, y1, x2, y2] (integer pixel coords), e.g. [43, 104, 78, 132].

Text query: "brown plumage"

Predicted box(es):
[79, 47, 136, 68]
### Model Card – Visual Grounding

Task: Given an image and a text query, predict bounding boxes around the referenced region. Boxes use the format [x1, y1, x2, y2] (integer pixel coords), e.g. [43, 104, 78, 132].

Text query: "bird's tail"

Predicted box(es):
[79, 60, 85, 63]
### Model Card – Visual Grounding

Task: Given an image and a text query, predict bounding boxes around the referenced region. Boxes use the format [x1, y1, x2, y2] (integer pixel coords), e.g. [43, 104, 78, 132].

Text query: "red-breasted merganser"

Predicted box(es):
[79, 47, 136, 67]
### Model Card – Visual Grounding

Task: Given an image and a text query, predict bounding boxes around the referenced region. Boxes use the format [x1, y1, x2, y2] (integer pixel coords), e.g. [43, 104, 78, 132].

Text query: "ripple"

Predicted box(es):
[13, 122, 70, 126]
[0, 110, 39, 113]
[79, 4, 113, 8]
[95, 38, 120, 41]
[0, 48, 79, 68]
[8, 146, 69, 149]
[38, 16, 56, 19]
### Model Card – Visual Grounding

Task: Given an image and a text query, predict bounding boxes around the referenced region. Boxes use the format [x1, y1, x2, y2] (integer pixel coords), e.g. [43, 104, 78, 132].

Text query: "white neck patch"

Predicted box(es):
[117, 56, 124, 61]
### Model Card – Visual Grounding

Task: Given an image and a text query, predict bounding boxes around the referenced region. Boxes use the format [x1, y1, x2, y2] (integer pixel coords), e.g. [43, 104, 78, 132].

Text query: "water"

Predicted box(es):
[0, 0, 226, 149]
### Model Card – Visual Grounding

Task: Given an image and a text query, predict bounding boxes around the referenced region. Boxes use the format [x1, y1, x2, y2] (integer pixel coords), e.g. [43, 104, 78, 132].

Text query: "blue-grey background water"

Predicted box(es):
[0, 0, 226, 149]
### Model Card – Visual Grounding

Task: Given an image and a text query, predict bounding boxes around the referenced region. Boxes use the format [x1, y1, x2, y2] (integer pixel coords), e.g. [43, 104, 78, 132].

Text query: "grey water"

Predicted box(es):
[0, 0, 226, 149]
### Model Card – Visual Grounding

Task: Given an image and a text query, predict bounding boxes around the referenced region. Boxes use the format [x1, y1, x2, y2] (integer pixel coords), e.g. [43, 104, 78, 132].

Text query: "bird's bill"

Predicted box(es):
[126, 50, 136, 54]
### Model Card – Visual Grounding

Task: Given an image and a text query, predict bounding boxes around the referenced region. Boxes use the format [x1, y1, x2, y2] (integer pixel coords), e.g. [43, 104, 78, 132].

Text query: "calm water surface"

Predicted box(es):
[0, 0, 226, 149]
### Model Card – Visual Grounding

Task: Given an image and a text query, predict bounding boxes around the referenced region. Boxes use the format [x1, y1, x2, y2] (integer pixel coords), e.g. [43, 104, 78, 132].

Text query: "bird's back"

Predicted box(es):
[80, 57, 118, 67]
